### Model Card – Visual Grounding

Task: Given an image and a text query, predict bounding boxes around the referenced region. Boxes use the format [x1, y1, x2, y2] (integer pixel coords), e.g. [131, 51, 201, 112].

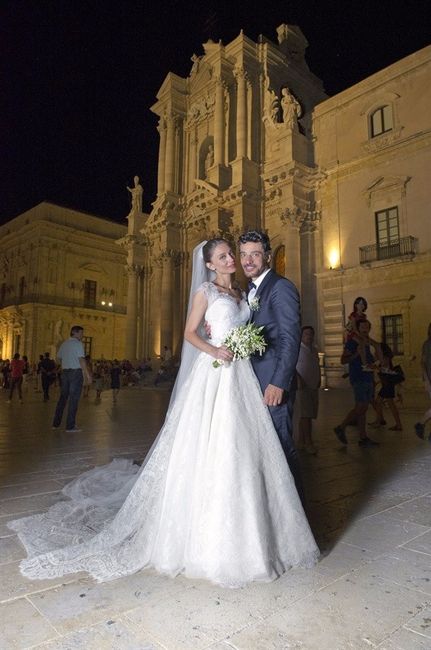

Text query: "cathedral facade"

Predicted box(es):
[122, 24, 431, 388]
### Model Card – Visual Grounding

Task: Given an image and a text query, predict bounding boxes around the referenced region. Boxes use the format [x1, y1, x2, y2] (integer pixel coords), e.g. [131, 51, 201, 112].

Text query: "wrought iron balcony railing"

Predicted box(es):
[359, 236, 417, 264]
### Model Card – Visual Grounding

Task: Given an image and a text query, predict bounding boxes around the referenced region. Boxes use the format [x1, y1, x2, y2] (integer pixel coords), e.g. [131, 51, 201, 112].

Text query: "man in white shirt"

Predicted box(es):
[52, 325, 92, 432]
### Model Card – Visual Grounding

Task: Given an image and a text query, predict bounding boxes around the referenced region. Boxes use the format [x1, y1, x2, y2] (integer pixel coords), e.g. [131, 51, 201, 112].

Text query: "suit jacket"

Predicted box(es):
[250, 269, 301, 393]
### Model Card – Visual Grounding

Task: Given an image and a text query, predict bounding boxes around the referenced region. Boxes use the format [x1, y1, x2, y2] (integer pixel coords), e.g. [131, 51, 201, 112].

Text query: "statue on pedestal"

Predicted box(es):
[127, 176, 143, 214]
[281, 88, 302, 127]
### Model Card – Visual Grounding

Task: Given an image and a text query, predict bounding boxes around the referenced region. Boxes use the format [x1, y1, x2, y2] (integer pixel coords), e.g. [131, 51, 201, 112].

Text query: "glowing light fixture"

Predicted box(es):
[329, 249, 340, 270]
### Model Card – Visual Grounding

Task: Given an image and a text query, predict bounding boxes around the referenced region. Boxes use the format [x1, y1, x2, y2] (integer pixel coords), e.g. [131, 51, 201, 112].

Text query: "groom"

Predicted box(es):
[238, 230, 303, 501]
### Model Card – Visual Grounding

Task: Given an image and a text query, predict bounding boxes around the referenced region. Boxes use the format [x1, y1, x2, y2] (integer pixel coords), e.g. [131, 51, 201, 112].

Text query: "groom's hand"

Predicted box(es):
[263, 384, 284, 406]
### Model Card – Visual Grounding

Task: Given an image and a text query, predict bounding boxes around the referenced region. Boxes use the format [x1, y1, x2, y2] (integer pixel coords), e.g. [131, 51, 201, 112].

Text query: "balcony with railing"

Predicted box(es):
[0, 292, 126, 314]
[359, 236, 417, 264]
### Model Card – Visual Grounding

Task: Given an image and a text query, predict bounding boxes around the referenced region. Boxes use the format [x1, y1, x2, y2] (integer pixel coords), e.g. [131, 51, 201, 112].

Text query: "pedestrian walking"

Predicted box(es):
[52, 326, 92, 432]
[40, 352, 57, 402]
[334, 319, 380, 447]
[7, 353, 25, 403]
[110, 359, 121, 402]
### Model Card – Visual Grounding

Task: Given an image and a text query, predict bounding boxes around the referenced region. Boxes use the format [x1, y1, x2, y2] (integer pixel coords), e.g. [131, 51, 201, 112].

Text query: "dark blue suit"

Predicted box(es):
[250, 269, 303, 501]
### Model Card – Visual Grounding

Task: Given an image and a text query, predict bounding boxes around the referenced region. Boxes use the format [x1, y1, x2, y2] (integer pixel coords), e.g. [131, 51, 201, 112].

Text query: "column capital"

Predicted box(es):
[280, 207, 307, 231]
[157, 117, 167, 133]
[125, 263, 143, 277]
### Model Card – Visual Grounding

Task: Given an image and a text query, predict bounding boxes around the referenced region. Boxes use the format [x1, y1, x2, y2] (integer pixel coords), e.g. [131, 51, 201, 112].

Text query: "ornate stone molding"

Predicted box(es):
[185, 92, 215, 128]
[280, 207, 309, 230]
[362, 127, 403, 153]
[300, 211, 322, 234]
[125, 263, 143, 277]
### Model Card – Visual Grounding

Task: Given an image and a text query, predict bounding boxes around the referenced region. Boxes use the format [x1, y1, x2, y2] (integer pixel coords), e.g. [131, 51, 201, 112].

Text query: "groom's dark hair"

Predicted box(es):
[238, 230, 271, 253]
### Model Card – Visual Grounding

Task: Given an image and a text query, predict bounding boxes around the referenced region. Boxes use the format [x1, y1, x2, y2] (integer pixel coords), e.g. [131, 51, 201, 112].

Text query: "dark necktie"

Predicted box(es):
[248, 281, 256, 291]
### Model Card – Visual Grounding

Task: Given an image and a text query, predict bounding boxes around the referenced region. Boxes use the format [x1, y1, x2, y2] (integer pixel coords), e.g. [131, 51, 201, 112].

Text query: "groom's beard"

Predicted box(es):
[242, 263, 269, 280]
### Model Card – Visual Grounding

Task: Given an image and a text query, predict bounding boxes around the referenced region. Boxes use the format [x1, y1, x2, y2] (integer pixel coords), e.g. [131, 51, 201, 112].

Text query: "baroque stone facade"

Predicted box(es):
[0, 202, 128, 362]
[123, 23, 431, 388]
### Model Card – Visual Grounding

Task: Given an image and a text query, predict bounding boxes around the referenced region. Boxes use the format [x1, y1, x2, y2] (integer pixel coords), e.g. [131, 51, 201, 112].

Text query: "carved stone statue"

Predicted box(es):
[127, 176, 143, 214]
[205, 144, 214, 176]
[281, 88, 302, 127]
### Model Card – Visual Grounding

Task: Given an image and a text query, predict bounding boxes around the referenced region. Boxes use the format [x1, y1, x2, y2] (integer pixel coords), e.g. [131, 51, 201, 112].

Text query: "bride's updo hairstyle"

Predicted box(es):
[202, 238, 230, 263]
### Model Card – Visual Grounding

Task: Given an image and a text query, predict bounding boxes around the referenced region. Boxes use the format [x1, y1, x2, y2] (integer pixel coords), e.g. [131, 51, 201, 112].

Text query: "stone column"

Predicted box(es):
[280, 208, 306, 291]
[300, 216, 321, 328]
[160, 252, 174, 351]
[214, 77, 225, 165]
[125, 264, 140, 360]
[234, 66, 247, 159]
[174, 118, 181, 194]
[188, 131, 197, 187]
[164, 115, 176, 193]
[157, 118, 167, 195]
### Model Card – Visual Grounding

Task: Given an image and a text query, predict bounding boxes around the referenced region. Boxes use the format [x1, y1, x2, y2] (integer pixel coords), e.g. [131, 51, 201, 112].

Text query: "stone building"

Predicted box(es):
[123, 23, 431, 387]
[0, 202, 127, 362]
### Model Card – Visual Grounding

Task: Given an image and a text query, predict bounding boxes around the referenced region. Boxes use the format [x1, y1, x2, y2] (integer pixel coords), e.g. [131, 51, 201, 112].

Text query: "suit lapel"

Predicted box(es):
[250, 269, 275, 323]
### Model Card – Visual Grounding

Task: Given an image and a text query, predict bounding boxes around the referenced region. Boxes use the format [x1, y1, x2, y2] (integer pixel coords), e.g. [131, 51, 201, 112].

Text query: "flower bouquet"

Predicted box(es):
[213, 323, 267, 368]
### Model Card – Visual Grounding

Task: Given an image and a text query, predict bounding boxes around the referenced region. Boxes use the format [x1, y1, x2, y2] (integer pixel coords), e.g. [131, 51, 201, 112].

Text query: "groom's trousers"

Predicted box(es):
[267, 390, 305, 506]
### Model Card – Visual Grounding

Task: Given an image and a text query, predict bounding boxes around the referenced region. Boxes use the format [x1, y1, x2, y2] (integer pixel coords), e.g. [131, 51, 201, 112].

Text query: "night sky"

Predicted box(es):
[2, 0, 430, 225]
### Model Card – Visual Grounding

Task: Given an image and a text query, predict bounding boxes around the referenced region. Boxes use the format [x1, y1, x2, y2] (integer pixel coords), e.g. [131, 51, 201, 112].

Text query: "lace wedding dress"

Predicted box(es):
[10, 282, 319, 587]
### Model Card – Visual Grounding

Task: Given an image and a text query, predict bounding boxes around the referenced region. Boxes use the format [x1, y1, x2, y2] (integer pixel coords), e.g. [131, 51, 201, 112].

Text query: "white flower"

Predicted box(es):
[249, 297, 260, 312]
[213, 323, 266, 368]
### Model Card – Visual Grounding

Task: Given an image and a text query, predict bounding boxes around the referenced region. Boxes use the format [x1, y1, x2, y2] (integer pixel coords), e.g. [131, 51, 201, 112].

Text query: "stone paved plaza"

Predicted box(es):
[0, 381, 430, 650]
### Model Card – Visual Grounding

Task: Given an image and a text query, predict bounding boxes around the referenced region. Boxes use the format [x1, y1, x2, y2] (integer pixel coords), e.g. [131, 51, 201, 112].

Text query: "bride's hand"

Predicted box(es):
[212, 345, 233, 362]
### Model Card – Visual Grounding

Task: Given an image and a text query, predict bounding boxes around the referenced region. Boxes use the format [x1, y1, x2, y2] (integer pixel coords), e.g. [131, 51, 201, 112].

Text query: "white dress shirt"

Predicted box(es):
[247, 268, 271, 304]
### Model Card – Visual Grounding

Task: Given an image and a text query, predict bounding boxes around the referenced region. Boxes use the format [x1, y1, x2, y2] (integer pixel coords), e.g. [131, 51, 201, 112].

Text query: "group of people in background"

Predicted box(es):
[0, 351, 157, 406]
[1, 304, 430, 448]
[333, 296, 429, 448]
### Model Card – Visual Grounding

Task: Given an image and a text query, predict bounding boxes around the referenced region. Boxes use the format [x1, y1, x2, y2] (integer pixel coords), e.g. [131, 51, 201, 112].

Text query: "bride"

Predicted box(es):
[9, 239, 319, 588]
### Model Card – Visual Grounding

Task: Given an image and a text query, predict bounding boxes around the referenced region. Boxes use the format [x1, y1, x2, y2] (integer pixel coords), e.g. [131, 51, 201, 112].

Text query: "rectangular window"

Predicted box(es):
[18, 276, 25, 300]
[382, 314, 404, 356]
[84, 279, 97, 308]
[82, 336, 92, 357]
[371, 105, 393, 137]
[0, 283, 6, 307]
[375, 207, 400, 259]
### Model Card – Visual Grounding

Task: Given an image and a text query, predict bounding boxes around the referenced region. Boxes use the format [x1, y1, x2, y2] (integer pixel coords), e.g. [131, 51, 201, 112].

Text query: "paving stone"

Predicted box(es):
[0, 560, 86, 603]
[356, 548, 431, 595]
[383, 496, 431, 527]
[31, 618, 164, 649]
[0, 534, 25, 564]
[341, 513, 430, 554]
[378, 627, 431, 649]
[124, 582, 262, 649]
[28, 570, 186, 635]
[403, 530, 431, 555]
[404, 605, 431, 638]
[228, 571, 428, 649]
[0, 597, 57, 649]
[0, 479, 64, 501]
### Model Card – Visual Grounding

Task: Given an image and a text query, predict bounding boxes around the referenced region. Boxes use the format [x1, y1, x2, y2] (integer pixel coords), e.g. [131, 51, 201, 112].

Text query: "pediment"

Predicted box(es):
[363, 175, 411, 206]
[79, 262, 105, 274]
[188, 60, 213, 93]
[359, 92, 401, 116]
[364, 176, 411, 194]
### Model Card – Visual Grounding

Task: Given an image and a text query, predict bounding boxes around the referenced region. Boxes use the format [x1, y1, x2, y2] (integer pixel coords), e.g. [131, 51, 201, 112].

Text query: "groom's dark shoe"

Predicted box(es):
[334, 425, 347, 445]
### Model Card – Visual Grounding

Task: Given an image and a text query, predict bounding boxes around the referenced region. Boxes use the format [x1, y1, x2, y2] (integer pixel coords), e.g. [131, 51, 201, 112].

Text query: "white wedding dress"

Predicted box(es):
[10, 282, 319, 588]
